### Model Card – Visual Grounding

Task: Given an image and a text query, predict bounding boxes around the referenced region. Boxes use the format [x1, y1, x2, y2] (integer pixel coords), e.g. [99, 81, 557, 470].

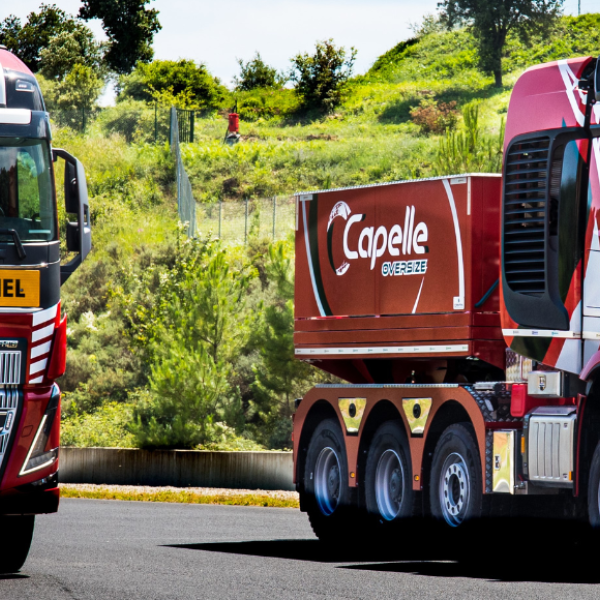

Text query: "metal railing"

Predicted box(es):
[170, 108, 197, 236]
[196, 196, 296, 244]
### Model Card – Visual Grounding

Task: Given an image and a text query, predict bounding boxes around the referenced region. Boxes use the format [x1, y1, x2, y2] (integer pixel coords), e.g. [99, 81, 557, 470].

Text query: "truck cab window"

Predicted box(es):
[0, 139, 55, 242]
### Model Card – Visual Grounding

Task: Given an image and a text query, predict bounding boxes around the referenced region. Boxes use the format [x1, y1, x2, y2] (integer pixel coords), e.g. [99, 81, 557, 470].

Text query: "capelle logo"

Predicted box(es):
[326, 201, 429, 276]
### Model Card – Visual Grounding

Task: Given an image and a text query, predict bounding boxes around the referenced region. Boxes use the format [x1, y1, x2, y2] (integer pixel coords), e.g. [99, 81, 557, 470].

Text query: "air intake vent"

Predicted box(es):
[503, 137, 550, 297]
[0, 352, 21, 385]
[0, 388, 19, 474]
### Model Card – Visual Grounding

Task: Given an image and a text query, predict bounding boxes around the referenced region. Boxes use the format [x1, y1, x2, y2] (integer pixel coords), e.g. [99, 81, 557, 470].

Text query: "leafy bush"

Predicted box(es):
[39, 65, 103, 130]
[235, 53, 284, 91]
[118, 59, 228, 109]
[291, 39, 357, 111]
[98, 98, 170, 144]
[129, 348, 235, 449]
[236, 88, 300, 122]
[410, 97, 458, 133]
[61, 402, 135, 447]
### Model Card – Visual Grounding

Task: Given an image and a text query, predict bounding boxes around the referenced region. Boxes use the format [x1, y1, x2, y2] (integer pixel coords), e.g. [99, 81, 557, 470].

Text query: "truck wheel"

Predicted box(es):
[430, 423, 482, 528]
[365, 421, 415, 525]
[0, 515, 35, 573]
[303, 419, 351, 542]
[587, 440, 600, 528]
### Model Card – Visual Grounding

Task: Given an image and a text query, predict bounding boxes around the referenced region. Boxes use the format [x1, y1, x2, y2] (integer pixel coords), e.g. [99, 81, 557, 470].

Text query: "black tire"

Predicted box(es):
[0, 515, 35, 573]
[365, 421, 416, 529]
[302, 419, 352, 542]
[588, 440, 600, 529]
[429, 423, 483, 529]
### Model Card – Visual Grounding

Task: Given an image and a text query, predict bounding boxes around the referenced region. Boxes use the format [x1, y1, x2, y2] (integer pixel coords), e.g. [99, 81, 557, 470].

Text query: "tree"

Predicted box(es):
[234, 53, 283, 91]
[124, 236, 253, 448]
[129, 345, 232, 448]
[438, 0, 563, 86]
[79, 0, 161, 74]
[290, 39, 357, 111]
[39, 26, 103, 81]
[0, 4, 87, 72]
[118, 60, 227, 109]
[42, 64, 103, 129]
[248, 242, 324, 447]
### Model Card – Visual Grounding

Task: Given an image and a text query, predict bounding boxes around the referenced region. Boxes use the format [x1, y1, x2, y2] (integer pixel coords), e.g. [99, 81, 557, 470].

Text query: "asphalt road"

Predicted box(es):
[2, 498, 600, 600]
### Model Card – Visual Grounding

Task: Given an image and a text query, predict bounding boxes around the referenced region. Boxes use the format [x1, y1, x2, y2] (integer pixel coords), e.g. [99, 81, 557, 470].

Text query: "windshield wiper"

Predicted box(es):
[0, 229, 26, 259]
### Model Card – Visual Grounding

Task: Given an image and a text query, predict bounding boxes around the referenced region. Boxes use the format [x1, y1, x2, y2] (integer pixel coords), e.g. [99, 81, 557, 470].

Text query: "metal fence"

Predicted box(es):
[170, 107, 197, 236]
[196, 197, 296, 244]
[175, 109, 195, 143]
[169, 107, 295, 243]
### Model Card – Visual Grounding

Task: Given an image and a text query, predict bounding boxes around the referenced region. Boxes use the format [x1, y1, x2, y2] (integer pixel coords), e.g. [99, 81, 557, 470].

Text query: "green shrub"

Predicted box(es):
[128, 348, 236, 449]
[410, 98, 458, 133]
[118, 59, 228, 109]
[434, 104, 504, 174]
[291, 39, 357, 111]
[61, 402, 135, 447]
[234, 53, 284, 91]
[98, 98, 170, 144]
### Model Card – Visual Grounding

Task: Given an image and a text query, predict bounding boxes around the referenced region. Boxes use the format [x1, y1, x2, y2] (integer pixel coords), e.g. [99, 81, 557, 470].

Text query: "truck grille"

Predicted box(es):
[503, 137, 550, 296]
[0, 352, 21, 385]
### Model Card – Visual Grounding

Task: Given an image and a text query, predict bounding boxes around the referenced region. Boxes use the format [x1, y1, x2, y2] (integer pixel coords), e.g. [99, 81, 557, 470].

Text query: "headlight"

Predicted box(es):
[20, 388, 59, 477]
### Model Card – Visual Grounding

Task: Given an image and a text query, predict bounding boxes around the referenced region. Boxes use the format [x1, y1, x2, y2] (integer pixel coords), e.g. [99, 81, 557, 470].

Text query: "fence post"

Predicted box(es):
[244, 198, 249, 244]
[219, 201, 222, 239]
[272, 197, 277, 239]
[154, 102, 158, 144]
[190, 111, 195, 143]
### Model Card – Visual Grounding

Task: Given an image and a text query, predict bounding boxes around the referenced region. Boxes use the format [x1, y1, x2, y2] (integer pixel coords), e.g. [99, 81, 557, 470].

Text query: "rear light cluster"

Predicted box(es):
[510, 383, 575, 418]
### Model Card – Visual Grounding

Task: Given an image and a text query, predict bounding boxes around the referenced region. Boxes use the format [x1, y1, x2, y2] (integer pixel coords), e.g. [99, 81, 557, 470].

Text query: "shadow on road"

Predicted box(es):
[339, 560, 600, 584]
[0, 574, 29, 580]
[165, 524, 600, 585]
[164, 539, 421, 564]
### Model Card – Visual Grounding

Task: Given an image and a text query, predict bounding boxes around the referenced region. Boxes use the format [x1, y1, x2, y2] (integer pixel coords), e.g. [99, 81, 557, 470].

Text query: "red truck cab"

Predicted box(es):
[0, 47, 90, 571]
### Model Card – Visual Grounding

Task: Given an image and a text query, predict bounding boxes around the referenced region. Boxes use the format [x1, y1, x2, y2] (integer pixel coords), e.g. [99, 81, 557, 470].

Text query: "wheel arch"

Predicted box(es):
[577, 377, 600, 499]
[421, 400, 474, 516]
[356, 399, 406, 506]
[296, 399, 341, 506]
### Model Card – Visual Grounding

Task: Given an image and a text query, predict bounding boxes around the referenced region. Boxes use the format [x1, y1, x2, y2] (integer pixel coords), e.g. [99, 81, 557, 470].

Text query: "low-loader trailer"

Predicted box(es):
[292, 55, 600, 538]
[0, 47, 90, 569]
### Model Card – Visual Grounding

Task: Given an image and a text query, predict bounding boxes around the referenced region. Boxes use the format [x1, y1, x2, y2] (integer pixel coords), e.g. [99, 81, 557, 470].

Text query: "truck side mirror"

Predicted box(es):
[52, 148, 92, 284]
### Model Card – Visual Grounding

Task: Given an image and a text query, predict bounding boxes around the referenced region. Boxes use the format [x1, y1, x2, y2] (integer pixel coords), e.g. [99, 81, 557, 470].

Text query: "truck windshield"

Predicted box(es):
[0, 138, 55, 243]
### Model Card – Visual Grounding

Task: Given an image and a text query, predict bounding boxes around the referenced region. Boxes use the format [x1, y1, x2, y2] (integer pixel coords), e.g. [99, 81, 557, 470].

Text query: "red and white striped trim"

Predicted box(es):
[29, 304, 58, 384]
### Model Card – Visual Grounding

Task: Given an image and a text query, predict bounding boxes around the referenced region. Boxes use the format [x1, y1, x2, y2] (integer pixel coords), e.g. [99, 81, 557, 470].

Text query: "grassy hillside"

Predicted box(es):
[182, 13, 600, 202]
[57, 13, 600, 449]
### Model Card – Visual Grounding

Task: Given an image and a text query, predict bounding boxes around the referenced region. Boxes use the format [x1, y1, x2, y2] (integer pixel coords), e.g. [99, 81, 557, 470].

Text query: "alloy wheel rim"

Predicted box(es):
[314, 446, 341, 516]
[375, 448, 404, 521]
[439, 451, 470, 527]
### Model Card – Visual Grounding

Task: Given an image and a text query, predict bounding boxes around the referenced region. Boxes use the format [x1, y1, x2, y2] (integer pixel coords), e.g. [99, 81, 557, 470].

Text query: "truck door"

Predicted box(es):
[583, 79, 600, 368]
